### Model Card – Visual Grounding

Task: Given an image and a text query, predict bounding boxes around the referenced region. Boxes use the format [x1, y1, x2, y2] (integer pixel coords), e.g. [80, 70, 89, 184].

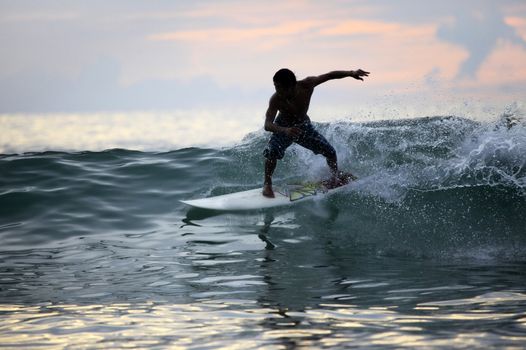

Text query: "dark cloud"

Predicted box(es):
[436, 3, 526, 78]
[0, 57, 262, 113]
[357, 0, 526, 78]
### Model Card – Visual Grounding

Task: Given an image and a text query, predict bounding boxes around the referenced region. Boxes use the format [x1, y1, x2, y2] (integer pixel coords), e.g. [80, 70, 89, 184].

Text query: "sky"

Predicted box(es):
[1, 0, 526, 152]
[1, 0, 525, 113]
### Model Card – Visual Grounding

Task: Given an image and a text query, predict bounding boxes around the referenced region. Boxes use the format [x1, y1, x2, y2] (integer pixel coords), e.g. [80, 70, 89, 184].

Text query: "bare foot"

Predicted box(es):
[323, 177, 341, 189]
[324, 172, 356, 189]
[262, 184, 275, 198]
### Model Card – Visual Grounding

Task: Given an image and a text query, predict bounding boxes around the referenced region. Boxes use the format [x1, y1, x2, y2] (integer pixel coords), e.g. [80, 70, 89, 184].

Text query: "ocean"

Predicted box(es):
[1, 111, 525, 348]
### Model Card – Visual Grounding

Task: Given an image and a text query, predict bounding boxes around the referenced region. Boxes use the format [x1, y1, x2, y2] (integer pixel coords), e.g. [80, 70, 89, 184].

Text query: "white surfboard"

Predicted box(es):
[181, 173, 355, 211]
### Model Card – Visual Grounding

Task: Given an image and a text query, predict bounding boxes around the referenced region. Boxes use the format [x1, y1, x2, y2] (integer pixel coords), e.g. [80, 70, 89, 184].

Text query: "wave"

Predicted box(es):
[1, 114, 525, 258]
[238, 114, 525, 197]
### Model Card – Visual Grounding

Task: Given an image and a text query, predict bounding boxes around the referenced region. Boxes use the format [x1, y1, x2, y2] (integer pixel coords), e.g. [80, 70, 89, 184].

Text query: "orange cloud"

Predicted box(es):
[146, 10, 523, 93]
[149, 18, 437, 44]
[149, 20, 323, 43]
[505, 16, 526, 41]
[319, 19, 437, 39]
[477, 40, 526, 84]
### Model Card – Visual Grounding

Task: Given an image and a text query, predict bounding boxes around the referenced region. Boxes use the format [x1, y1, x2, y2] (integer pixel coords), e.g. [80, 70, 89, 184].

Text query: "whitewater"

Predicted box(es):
[0, 107, 525, 348]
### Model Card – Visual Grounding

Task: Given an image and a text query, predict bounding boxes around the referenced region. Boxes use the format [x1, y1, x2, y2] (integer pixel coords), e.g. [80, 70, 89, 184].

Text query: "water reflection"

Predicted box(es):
[1, 295, 525, 349]
[1, 206, 525, 349]
[175, 206, 526, 348]
[258, 212, 277, 250]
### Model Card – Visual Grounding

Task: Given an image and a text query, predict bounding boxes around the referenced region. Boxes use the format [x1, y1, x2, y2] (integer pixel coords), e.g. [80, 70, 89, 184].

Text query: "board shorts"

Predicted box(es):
[263, 114, 336, 161]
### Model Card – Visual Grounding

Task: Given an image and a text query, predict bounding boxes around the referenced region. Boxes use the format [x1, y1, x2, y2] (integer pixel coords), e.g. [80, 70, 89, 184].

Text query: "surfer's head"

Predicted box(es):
[273, 68, 296, 97]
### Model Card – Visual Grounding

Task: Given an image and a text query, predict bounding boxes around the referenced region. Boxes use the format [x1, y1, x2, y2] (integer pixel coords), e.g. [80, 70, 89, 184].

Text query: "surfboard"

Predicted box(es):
[181, 173, 356, 211]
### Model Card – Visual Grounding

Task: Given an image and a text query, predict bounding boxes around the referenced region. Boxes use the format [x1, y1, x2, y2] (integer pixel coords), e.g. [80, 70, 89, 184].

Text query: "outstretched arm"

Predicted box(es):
[304, 69, 370, 87]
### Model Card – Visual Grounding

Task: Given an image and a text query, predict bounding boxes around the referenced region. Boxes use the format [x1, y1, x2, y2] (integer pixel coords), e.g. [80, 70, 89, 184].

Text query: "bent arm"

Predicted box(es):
[264, 99, 284, 133]
[264, 96, 288, 133]
[264, 97, 302, 138]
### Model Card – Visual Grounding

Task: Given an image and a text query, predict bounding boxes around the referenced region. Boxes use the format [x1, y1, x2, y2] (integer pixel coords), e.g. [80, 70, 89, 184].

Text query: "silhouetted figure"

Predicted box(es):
[262, 68, 369, 198]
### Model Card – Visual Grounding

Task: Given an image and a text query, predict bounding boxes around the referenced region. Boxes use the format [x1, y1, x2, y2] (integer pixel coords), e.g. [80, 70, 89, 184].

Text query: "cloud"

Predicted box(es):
[332, 1, 526, 80]
[0, 57, 262, 113]
[475, 40, 526, 85]
[149, 17, 436, 45]
[147, 15, 460, 86]
[436, 8, 518, 78]
[319, 19, 435, 38]
[505, 16, 526, 41]
[149, 20, 323, 43]
[0, 10, 79, 22]
[0, 0, 525, 114]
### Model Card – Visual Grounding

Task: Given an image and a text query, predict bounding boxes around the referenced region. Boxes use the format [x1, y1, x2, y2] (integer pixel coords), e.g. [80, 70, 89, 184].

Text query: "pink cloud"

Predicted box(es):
[319, 20, 436, 39]
[149, 20, 323, 43]
[149, 18, 436, 44]
[146, 8, 525, 93]
[477, 40, 526, 84]
[505, 16, 526, 41]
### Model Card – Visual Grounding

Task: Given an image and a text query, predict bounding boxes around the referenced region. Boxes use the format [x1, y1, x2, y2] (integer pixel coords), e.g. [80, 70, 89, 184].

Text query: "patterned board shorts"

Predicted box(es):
[263, 117, 336, 161]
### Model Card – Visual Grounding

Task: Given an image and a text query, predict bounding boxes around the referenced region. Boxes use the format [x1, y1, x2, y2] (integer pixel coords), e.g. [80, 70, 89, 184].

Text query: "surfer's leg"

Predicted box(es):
[262, 132, 293, 198]
[326, 154, 338, 177]
[296, 126, 338, 175]
[263, 158, 277, 197]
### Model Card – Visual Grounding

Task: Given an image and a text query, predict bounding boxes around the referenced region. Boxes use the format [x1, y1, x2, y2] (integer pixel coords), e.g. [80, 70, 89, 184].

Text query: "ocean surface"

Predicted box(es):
[1, 113, 526, 349]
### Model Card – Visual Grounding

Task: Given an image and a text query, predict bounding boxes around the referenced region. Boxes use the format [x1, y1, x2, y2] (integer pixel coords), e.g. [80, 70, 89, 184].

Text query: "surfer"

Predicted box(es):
[262, 68, 370, 198]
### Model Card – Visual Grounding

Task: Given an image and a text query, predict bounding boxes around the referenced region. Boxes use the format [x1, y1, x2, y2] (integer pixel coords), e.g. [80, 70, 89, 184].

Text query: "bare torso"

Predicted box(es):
[271, 80, 315, 125]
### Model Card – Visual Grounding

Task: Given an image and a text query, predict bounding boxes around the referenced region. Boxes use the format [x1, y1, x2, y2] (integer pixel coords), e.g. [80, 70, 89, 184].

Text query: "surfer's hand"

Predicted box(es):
[286, 127, 303, 140]
[351, 69, 370, 81]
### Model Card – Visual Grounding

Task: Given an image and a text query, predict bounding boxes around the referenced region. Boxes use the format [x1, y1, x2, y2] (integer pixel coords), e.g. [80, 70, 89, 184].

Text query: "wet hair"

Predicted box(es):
[273, 68, 297, 88]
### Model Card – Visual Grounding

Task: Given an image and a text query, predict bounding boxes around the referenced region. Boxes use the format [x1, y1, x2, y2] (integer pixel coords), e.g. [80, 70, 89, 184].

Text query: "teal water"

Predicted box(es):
[1, 116, 525, 348]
